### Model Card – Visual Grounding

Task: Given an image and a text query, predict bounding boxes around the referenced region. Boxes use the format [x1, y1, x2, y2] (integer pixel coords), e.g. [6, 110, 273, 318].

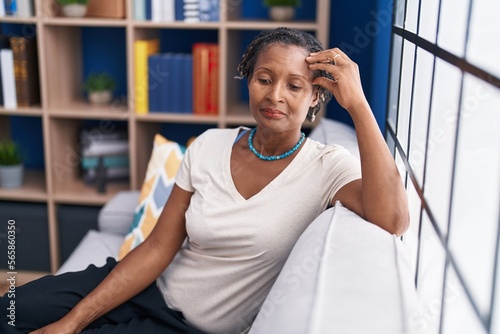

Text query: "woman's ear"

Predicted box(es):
[310, 85, 321, 108]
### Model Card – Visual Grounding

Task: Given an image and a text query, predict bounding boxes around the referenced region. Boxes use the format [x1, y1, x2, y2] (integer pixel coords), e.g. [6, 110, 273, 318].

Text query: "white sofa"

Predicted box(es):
[57, 119, 419, 333]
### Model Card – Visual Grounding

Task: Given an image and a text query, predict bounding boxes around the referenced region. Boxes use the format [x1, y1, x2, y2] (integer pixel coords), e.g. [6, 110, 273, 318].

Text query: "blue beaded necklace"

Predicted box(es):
[248, 128, 305, 161]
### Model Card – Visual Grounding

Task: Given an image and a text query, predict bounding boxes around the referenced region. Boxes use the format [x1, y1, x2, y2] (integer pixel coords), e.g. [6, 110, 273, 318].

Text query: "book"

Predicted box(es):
[15, 0, 33, 17]
[4, 0, 16, 15]
[0, 0, 5, 17]
[0, 48, 17, 109]
[148, 53, 163, 112]
[9, 36, 40, 107]
[184, 53, 193, 113]
[171, 53, 183, 112]
[174, 0, 183, 21]
[160, 53, 174, 112]
[184, 0, 200, 22]
[133, 38, 160, 114]
[151, 0, 163, 22]
[0, 35, 11, 106]
[199, 0, 218, 22]
[134, 0, 146, 20]
[163, 0, 175, 22]
[145, 0, 152, 20]
[80, 154, 129, 170]
[206, 43, 219, 115]
[193, 43, 218, 115]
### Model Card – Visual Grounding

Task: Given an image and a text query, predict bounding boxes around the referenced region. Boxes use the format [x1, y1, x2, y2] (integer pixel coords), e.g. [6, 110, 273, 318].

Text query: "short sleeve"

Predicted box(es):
[175, 135, 202, 192]
[322, 145, 362, 204]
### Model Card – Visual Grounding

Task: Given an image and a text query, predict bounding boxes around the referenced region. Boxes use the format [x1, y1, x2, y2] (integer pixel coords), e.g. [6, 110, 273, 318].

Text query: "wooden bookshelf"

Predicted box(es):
[0, 0, 331, 275]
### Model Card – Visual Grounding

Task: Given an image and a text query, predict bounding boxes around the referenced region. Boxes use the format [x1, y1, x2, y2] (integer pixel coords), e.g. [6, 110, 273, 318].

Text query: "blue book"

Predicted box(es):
[160, 53, 174, 112]
[171, 54, 183, 112]
[209, 0, 219, 21]
[184, 54, 193, 113]
[145, 0, 152, 20]
[174, 0, 184, 21]
[134, 0, 146, 20]
[148, 54, 162, 112]
[4, 0, 16, 15]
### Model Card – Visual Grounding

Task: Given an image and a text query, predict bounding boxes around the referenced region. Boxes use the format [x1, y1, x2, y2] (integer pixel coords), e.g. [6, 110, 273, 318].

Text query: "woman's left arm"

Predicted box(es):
[307, 48, 409, 236]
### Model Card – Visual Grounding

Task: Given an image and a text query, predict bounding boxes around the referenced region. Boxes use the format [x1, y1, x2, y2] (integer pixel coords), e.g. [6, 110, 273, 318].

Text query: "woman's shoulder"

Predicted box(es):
[306, 137, 354, 156]
[197, 126, 247, 141]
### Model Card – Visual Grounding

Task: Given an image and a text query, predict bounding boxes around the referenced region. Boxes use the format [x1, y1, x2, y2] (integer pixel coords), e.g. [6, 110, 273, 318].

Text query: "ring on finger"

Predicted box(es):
[333, 53, 341, 65]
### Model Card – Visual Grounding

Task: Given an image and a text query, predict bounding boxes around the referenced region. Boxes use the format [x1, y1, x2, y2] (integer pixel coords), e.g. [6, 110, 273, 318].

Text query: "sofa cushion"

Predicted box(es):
[249, 202, 417, 334]
[117, 134, 185, 260]
[98, 190, 141, 235]
[56, 230, 124, 274]
[308, 118, 360, 158]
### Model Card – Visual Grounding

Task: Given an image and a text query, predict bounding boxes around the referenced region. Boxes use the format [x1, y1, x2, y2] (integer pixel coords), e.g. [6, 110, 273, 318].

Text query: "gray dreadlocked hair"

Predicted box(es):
[236, 27, 333, 121]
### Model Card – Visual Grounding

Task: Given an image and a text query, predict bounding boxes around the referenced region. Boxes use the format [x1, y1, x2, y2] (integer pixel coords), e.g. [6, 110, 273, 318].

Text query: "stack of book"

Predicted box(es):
[148, 52, 193, 113]
[0, 0, 35, 17]
[133, 0, 219, 22]
[133, 39, 219, 115]
[79, 128, 130, 185]
[0, 34, 40, 109]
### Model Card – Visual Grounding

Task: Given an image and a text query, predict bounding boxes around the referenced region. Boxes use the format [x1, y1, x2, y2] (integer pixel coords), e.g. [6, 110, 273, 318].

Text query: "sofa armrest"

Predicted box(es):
[98, 190, 140, 236]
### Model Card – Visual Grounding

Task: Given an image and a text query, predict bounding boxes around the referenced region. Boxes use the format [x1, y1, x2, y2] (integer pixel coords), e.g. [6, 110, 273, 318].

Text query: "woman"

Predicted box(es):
[1, 27, 408, 334]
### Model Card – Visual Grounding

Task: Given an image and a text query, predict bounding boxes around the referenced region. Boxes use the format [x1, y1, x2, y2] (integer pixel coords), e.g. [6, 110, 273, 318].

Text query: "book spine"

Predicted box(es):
[199, 0, 209, 22]
[4, 0, 16, 16]
[174, 0, 183, 21]
[151, 0, 162, 22]
[193, 43, 210, 115]
[184, 53, 193, 113]
[0, 0, 5, 17]
[160, 53, 174, 112]
[0, 49, 17, 108]
[134, 0, 146, 20]
[134, 39, 159, 114]
[171, 53, 183, 112]
[207, 44, 219, 115]
[163, 0, 174, 22]
[183, 0, 199, 22]
[10, 36, 40, 107]
[145, 0, 152, 20]
[148, 54, 162, 112]
[210, 0, 219, 22]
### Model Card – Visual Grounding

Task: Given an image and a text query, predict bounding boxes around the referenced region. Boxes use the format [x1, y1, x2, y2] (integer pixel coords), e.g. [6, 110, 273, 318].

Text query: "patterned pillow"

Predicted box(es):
[117, 134, 185, 260]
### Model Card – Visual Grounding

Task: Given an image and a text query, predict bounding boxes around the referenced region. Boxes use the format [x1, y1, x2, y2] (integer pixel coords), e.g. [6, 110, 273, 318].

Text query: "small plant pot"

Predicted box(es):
[61, 4, 87, 18]
[0, 164, 23, 188]
[88, 90, 113, 104]
[268, 6, 296, 21]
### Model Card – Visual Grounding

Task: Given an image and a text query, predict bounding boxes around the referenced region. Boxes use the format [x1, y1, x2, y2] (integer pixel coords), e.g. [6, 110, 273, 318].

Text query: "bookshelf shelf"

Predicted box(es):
[42, 17, 127, 27]
[53, 180, 130, 205]
[0, 106, 43, 116]
[0, 0, 331, 275]
[135, 112, 219, 124]
[0, 169, 47, 202]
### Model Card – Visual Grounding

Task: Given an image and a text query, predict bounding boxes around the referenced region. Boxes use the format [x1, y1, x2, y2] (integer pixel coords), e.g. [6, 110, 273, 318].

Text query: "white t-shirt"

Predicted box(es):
[156, 127, 361, 334]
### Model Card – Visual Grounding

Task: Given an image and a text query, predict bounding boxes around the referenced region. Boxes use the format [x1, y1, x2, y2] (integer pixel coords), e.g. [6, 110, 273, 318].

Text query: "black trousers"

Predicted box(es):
[0, 258, 204, 334]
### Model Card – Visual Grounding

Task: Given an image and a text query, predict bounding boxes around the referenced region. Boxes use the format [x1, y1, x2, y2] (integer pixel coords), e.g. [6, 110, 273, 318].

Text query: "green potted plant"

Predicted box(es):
[0, 140, 23, 188]
[263, 0, 301, 21]
[56, 0, 89, 18]
[84, 72, 116, 104]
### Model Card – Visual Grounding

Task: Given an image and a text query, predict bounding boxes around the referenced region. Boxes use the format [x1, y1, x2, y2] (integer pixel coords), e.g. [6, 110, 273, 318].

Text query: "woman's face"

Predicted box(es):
[248, 44, 319, 133]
